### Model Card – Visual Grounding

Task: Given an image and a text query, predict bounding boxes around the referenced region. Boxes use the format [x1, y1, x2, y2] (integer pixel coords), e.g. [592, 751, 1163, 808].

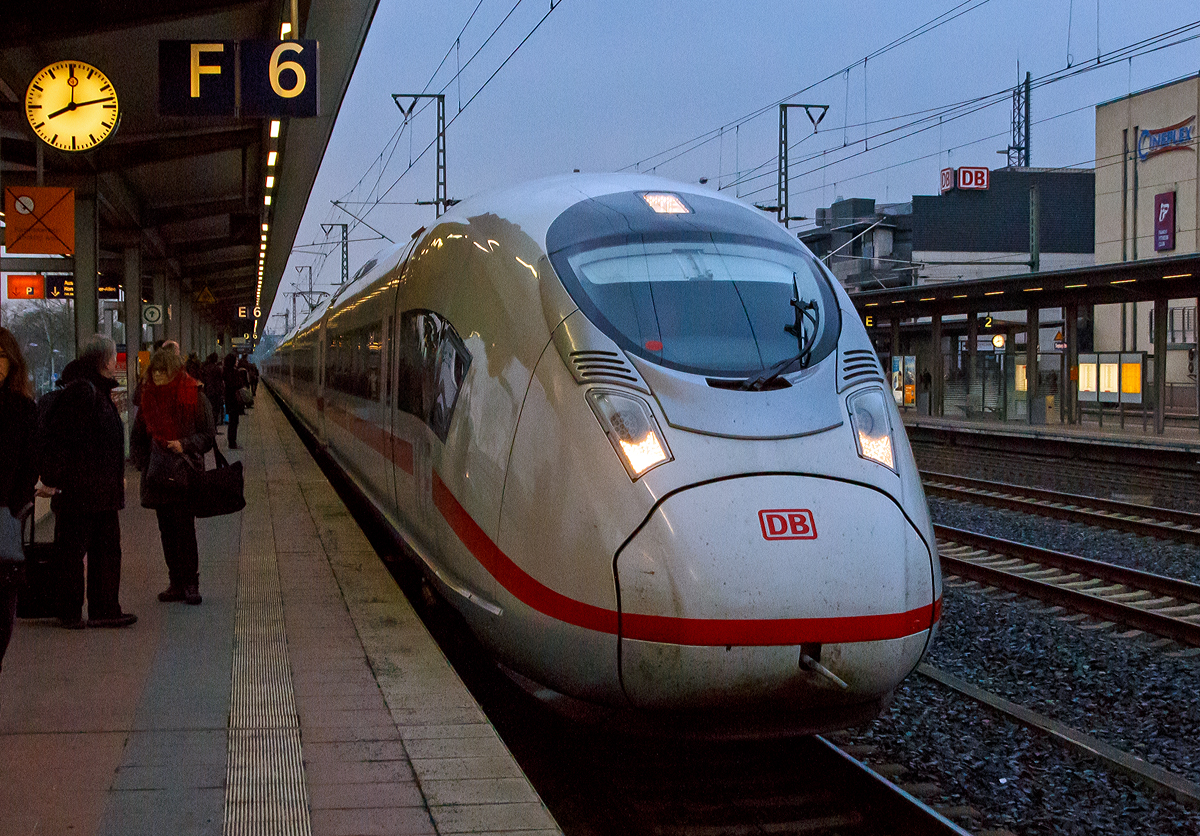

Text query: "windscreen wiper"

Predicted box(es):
[740, 275, 820, 391]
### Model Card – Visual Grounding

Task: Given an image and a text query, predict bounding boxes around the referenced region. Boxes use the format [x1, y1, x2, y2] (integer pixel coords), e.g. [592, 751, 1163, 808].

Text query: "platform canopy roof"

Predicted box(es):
[0, 0, 379, 333]
[851, 253, 1200, 320]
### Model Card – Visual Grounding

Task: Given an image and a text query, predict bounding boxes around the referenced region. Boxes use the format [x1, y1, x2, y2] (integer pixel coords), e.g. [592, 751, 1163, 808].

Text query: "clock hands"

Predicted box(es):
[46, 96, 114, 119]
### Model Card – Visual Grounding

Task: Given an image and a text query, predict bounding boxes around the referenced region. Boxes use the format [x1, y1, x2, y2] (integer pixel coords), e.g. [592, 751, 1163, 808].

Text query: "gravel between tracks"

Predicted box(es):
[842, 498, 1200, 836]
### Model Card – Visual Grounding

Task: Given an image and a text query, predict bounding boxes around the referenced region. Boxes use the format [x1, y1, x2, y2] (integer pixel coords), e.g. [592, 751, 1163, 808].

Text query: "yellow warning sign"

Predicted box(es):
[196, 286, 216, 304]
[3, 187, 75, 255]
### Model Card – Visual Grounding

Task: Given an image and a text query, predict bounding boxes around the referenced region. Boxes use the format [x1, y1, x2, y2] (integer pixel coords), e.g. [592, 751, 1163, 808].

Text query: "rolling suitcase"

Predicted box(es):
[16, 511, 58, 619]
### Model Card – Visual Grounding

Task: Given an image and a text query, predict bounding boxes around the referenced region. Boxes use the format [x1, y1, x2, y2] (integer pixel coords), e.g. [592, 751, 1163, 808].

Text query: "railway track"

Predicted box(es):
[535, 730, 975, 836]
[911, 440, 1200, 512]
[916, 664, 1200, 810]
[935, 525, 1200, 647]
[923, 470, 1200, 544]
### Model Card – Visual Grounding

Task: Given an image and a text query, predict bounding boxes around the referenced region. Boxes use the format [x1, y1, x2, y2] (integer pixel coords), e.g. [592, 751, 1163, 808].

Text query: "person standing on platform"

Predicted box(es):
[223, 353, 248, 450]
[0, 329, 38, 668]
[132, 347, 214, 606]
[37, 335, 136, 629]
[201, 353, 225, 425]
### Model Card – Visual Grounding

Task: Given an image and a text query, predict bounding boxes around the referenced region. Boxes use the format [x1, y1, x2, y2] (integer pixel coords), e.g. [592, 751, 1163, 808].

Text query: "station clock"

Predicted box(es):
[24, 60, 120, 152]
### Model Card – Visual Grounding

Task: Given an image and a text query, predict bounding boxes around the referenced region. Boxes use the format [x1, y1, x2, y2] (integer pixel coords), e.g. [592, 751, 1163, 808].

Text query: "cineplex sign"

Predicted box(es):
[1138, 116, 1195, 162]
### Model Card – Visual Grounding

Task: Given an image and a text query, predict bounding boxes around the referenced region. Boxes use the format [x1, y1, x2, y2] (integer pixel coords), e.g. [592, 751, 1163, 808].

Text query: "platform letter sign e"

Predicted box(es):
[759, 509, 818, 541]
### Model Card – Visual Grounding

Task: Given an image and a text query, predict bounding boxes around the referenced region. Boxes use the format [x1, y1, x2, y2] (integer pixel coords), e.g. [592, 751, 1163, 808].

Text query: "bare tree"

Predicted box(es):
[9, 300, 75, 396]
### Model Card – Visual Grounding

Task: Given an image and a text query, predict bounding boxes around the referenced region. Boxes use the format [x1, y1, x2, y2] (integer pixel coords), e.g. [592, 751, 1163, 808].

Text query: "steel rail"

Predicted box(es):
[935, 525, 1200, 647]
[918, 664, 1200, 810]
[813, 735, 975, 835]
[922, 470, 1200, 544]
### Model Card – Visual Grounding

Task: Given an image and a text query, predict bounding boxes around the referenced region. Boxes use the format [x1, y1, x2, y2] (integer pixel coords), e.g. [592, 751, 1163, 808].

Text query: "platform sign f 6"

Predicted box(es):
[159, 40, 318, 118]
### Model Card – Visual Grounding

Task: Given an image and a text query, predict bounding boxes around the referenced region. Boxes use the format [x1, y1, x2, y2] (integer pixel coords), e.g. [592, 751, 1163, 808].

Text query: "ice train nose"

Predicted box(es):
[615, 475, 937, 709]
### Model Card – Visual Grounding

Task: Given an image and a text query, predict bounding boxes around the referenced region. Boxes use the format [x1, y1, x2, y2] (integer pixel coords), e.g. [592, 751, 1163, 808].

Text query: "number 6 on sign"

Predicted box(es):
[241, 40, 319, 117]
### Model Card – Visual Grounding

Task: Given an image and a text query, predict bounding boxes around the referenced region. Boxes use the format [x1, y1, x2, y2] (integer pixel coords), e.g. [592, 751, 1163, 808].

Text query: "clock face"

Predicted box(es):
[25, 61, 120, 152]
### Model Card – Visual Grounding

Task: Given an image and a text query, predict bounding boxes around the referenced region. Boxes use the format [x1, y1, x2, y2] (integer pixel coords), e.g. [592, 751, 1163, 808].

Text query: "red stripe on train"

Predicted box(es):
[432, 471, 939, 646]
[323, 400, 414, 474]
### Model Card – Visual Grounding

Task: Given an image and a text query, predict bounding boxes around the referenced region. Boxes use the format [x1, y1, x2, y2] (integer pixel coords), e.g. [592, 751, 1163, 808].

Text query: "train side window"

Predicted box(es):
[395, 308, 472, 442]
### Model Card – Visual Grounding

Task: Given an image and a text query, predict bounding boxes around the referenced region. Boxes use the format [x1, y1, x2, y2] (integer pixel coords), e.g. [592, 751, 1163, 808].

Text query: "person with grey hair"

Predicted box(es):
[36, 334, 137, 628]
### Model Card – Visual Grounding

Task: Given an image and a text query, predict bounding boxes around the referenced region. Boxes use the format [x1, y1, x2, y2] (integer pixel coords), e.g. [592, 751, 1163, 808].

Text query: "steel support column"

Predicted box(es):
[931, 312, 943, 417]
[122, 247, 142, 389]
[967, 312, 978, 415]
[1154, 297, 1167, 434]
[73, 196, 98, 353]
[1027, 306, 1040, 424]
[1065, 303, 1079, 424]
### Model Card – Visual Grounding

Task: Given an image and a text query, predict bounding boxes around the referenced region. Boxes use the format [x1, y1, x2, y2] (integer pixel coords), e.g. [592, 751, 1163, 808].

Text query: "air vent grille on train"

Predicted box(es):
[569, 350, 641, 384]
[838, 348, 885, 392]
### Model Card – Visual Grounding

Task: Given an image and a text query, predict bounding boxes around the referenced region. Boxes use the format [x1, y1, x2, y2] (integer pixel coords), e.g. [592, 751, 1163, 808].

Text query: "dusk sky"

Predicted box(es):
[270, 0, 1200, 329]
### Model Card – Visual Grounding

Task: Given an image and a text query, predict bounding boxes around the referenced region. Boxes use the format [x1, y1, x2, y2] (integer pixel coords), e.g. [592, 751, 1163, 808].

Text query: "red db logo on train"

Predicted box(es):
[759, 509, 817, 541]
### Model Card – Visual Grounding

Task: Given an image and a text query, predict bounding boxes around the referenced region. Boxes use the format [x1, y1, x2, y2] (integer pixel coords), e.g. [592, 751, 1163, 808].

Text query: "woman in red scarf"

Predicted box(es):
[132, 347, 215, 605]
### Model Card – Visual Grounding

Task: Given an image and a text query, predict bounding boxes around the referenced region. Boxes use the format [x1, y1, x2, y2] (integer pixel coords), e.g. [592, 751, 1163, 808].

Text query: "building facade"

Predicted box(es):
[801, 168, 1094, 292]
[1094, 74, 1198, 386]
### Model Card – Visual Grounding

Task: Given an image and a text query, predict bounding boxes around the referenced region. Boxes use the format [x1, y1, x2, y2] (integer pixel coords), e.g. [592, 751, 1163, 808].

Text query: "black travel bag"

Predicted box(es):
[17, 510, 58, 619]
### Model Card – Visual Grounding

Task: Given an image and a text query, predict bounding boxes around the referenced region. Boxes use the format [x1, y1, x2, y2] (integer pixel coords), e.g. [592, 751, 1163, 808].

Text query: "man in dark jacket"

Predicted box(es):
[200, 353, 225, 425]
[37, 335, 136, 628]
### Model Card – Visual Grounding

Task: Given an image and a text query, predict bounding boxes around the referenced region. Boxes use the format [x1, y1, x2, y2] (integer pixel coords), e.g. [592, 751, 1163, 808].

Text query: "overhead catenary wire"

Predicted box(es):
[301, 0, 567, 291]
[724, 23, 1200, 201]
[621, 0, 998, 174]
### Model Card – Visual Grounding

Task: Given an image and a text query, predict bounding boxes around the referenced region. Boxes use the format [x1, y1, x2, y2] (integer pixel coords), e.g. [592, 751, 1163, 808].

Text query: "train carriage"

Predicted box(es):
[265, 173, 941, 736]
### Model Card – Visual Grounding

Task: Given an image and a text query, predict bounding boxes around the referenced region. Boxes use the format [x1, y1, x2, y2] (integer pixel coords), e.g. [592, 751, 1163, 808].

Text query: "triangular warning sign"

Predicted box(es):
[1054, 330, 1064, 342]
[196, 287, 216, 304]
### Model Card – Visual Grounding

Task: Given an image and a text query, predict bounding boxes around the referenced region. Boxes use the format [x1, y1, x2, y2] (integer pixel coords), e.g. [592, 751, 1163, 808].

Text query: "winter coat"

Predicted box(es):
[36, 360, 126, 513]
[131, 376, 215, 509]
[201, 360, 224, 409]
[224, 363, 249, 417]
[0, 389, 38, 514]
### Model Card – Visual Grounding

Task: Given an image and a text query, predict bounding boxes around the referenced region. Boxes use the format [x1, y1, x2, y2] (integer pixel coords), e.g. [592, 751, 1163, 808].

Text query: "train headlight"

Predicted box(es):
[586, 390, 673, 480]
[847, 388, 896, 471]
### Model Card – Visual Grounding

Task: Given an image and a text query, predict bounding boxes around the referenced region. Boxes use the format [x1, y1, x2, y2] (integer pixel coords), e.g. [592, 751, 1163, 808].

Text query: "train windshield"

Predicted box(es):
[556, 235, 839, 377]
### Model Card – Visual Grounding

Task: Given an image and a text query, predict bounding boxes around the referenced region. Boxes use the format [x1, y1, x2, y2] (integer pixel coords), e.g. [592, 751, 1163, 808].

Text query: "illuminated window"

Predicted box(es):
[1078, 363, 1097, 393]
[1099, 363, 1119, 393]
[1015, 364, 1027, 392]
[1121, 362, 1141, 395]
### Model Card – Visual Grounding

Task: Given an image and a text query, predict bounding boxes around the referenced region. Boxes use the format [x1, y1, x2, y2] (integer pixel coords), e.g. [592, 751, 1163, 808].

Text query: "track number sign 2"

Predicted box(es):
[159, 40, 319, 118]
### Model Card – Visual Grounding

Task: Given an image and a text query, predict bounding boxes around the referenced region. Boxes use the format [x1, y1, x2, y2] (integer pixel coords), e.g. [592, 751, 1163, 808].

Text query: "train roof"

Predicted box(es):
[436, 172, 786, 254]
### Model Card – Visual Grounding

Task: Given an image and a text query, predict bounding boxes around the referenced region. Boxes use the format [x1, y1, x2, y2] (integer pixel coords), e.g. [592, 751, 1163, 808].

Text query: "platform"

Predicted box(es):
[0, 394, 561, 836]
[900, 410, 1200, 472]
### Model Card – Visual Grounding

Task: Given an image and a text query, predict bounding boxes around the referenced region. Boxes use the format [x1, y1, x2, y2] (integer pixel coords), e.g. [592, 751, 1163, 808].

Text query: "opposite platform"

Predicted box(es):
[0, 391, 561, 836]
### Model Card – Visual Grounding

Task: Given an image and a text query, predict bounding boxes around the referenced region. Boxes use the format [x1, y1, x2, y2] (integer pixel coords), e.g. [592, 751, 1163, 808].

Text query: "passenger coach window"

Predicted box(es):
[395, 309, 471, 442]
[326, 325, 382, 400]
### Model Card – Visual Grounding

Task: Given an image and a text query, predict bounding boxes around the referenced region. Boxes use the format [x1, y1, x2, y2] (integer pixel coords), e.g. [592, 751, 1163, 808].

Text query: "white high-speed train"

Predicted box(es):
[266, 174, 940, 736]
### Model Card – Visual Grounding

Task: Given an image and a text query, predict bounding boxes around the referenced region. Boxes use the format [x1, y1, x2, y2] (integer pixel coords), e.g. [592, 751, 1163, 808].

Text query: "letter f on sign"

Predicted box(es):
[190, 44, 224, 97]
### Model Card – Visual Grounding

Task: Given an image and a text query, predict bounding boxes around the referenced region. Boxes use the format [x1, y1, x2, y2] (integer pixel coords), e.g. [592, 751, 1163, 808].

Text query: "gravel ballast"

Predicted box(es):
[842, 473, 1200, 835]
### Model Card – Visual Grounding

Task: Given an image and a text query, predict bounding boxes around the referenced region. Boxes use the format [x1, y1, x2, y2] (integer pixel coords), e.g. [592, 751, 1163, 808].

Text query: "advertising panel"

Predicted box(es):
[1154, 191, 1176, 252]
